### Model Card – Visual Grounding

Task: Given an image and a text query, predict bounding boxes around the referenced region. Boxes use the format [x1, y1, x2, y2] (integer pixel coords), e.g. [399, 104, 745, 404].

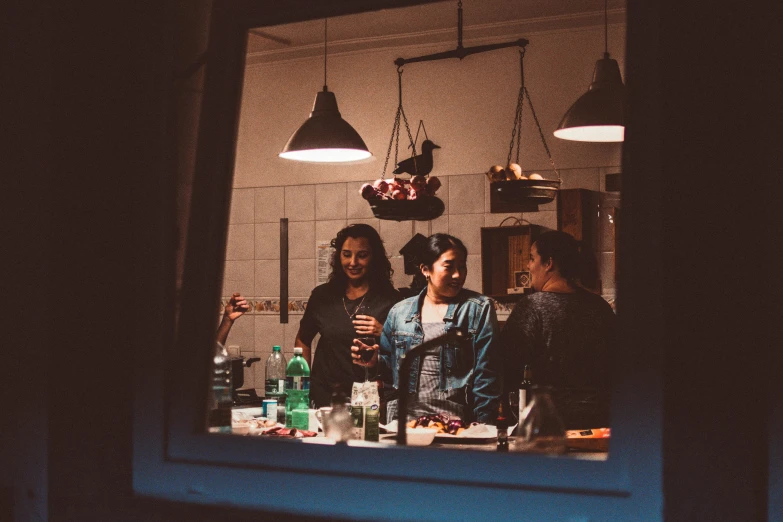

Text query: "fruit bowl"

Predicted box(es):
[369, 195, 445, 222]
[490, 179, 561, 205]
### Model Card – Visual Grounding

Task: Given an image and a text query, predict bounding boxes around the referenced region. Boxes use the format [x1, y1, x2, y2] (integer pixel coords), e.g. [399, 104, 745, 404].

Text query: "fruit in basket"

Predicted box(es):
[410, 175, 427, 193]
[391, 188, 407, 200]
[390, 176, 407, 191]
[505, 163, 523, 180]
[373, 178, 389, 195]
[407, 188, 419, 200]
[360, 183, 381, 200]
[425, 176, 441, 195]
[528, 172, 544, 180]
[486, 165, 505, 182]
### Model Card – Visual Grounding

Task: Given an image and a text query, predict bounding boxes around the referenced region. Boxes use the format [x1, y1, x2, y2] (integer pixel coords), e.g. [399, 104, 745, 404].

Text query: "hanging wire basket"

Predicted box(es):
[365, 66, 445, 222]
[489, 49, 561, 208]
[491, 178, 561, 204]
[368, 196, 445, 222]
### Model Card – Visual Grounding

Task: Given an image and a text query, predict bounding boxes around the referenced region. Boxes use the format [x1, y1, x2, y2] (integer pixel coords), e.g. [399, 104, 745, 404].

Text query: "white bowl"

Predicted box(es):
[405, 427, 437, 446]
[231, 423, 251, 435]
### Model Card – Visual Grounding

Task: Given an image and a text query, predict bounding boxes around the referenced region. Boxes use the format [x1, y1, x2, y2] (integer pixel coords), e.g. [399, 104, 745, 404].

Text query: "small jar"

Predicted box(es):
[509, 385, 567, 455]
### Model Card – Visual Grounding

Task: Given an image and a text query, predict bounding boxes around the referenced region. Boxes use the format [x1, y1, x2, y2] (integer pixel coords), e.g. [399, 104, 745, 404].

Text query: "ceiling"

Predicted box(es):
[246, 0, 626, 65]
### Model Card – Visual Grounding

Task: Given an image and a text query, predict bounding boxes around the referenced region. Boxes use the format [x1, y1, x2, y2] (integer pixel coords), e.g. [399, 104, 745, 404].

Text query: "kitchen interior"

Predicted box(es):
[209, 0, 624, 449]
[6, 0, 774, 518]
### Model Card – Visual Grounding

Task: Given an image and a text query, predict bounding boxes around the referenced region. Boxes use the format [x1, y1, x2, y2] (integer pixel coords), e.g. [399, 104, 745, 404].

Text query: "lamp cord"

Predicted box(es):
[604, 0, 608, 56]
[323, 18, 328, 90]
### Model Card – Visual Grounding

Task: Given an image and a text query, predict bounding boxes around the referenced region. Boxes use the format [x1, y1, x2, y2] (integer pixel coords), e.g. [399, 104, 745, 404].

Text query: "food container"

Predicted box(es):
[351, 381, 380, 441]
[405, 427, 437, 446]
[262, 399, 277, 420]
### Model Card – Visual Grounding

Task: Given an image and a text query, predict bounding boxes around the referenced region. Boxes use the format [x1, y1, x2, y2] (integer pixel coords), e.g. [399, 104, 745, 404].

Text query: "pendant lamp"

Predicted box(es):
[279, 19, 371, 163]
[554, 0, 625, 142]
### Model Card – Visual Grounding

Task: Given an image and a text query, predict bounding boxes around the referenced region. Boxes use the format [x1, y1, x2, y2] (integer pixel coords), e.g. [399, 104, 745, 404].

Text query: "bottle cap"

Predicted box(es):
[293, 347, 303, 355]
[273, 345, 281, 352]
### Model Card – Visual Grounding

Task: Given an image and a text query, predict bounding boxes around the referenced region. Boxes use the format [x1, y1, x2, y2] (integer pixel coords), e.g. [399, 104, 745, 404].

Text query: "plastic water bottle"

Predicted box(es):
[208, 342, 233, 433]
[285, 347, 310, 429]
[265, 345, 287, 419]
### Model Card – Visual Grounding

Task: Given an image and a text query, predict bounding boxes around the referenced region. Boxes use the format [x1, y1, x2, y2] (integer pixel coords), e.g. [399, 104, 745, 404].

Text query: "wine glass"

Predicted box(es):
[355, 303, 376, 381]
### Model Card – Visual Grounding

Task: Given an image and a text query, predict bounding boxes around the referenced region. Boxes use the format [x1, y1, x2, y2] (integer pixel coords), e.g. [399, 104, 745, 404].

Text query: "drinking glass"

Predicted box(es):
[355, 303, 376, 382]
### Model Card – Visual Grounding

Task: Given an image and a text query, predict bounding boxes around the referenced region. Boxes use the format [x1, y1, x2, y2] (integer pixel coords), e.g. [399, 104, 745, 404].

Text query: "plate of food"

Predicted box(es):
[382, 414, 497, 442]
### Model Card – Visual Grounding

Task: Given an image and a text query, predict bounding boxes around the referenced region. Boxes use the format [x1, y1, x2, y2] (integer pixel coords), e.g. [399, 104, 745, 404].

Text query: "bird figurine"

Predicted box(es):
[393, 140, 441, 176]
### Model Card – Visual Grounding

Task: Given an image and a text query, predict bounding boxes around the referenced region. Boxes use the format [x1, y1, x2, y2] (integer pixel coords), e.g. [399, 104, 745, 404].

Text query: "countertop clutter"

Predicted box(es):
[231, 406, 608, 458]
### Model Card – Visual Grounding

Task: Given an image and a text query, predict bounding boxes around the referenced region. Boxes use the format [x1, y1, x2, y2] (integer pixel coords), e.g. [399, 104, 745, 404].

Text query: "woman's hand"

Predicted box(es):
[223, 292, 249, 322]
[352, 314, 383, 338]
[351, 338, 379, 368]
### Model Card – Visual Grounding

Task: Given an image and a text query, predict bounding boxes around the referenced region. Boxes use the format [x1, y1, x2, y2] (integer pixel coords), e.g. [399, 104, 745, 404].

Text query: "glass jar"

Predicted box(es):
[509, 385, 567, 455]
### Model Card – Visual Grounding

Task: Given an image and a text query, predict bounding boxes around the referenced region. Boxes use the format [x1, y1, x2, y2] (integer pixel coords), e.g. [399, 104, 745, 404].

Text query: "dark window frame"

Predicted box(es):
[133, 1, 665, 518]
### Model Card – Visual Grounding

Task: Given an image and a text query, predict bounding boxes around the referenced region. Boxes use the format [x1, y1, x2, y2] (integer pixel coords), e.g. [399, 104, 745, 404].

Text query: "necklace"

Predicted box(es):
[342, 293, 368, 319]
[423, 295, 449, 320]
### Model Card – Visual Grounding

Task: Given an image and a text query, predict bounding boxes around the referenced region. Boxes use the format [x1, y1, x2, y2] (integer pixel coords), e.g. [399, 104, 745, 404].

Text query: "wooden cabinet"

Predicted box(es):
[557, 188, 620, 295]
[480, 225, 544, 299]
[557, 188, 601, 250]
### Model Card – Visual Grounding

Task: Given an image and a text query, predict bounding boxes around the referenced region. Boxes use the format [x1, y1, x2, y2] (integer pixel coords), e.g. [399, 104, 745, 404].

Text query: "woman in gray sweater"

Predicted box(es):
[499, 231, 615, 429]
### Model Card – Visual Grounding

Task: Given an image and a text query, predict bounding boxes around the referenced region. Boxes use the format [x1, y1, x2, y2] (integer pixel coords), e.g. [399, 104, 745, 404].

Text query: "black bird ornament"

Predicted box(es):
[393, 140, 441, 176]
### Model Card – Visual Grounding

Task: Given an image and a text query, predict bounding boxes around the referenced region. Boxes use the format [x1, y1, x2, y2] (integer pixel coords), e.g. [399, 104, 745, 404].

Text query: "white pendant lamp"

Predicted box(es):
[279, 19, 371, 163]
[554, 0, 625, 143]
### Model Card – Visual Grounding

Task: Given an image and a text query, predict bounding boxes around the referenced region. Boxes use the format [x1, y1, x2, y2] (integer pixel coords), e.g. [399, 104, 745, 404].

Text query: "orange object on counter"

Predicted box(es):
[566, 427, 611, 439]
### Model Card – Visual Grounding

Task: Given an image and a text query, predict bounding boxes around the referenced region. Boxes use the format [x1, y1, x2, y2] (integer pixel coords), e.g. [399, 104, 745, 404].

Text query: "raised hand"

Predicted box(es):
[224, 292, 249, 322]
[350, 338, 379, 368]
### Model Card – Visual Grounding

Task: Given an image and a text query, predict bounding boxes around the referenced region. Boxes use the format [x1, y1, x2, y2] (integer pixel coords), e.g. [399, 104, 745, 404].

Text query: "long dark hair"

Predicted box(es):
[533, 230, 599, 290]
[420, 233, 468, 269]
[328, 224, 394, 291]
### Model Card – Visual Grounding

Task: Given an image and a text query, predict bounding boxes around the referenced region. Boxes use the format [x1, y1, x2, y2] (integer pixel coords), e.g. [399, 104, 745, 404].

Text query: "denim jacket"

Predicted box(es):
[378, 287, 503, 423]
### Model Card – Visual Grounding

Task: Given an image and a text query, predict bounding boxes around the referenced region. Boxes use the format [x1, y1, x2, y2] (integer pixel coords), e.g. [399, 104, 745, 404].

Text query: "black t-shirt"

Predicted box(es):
[499, 289, 616, 428]
[298, 282, 401, 407]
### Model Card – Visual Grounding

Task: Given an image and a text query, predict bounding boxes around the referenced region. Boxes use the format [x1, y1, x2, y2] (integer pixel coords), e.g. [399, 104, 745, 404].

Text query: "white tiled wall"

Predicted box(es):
[222, 167, 618, 393]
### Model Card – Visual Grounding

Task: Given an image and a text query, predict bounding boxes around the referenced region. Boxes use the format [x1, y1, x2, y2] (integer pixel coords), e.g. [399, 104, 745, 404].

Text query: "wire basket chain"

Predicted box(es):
[524, 86, 560, 180]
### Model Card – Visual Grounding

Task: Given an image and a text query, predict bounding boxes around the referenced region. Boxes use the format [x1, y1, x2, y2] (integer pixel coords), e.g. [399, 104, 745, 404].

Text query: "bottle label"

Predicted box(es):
[519, 389, 527, 420]
[265, 378, 285, 395]
[350, 405, 379, 441]
[286, 376, 310, 391]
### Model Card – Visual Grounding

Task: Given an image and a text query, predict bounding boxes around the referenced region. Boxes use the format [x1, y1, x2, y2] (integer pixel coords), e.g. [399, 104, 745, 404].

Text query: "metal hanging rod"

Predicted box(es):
[393, 1, 528, 67]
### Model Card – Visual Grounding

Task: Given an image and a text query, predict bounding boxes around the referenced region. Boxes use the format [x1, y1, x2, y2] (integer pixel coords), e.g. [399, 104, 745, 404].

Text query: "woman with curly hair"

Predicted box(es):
[295, 223, 401, 407]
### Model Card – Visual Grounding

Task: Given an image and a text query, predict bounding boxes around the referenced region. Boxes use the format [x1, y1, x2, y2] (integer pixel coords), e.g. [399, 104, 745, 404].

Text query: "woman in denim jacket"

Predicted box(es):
[354, 234, 503, 424]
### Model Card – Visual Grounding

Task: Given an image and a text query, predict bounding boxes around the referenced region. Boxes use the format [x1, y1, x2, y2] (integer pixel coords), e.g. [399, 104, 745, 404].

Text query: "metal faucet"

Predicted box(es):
[396, 327, 472, 445]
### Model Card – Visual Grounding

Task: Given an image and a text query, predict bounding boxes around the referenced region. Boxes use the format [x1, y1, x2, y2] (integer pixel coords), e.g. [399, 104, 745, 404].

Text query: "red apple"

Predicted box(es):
[426, 176, 441, 195]
[360, 183, 380, 200]
[391, 189, 407, 200]
[410, 175, 427, 193]
[373, 178, 389, 195]
[390, 176, 408, 192]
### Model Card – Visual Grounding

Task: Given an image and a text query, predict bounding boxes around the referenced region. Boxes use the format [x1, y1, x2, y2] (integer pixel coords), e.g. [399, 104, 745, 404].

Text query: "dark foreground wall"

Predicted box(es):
[3, 1, 777, 521]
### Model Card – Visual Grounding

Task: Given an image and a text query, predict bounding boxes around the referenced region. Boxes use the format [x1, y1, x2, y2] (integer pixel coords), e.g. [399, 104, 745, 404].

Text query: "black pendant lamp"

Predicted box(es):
[554, 0, 625, 142]
[279, 19, 371, 163]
